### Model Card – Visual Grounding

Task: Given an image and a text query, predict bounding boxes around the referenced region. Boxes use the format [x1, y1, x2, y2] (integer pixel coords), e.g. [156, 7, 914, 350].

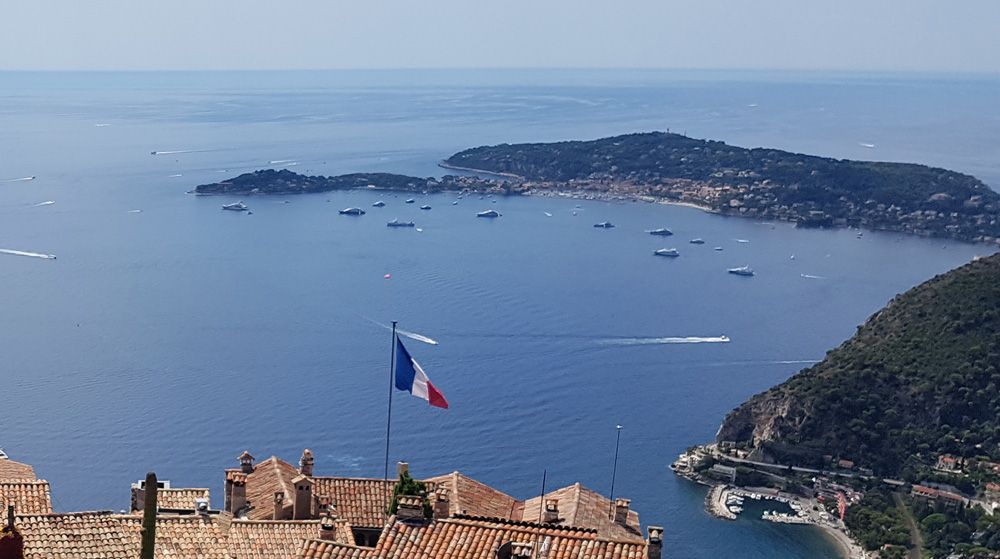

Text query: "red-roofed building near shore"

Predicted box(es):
[3, 449, 661, 559]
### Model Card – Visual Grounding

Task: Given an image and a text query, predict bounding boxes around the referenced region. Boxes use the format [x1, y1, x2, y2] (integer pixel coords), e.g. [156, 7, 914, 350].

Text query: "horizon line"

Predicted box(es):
[0, 66, 997, 78]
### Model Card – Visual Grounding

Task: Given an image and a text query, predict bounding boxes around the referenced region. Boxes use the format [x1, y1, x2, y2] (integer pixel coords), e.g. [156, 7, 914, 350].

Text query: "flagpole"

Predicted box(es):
[383, 320, 397, 520]
[608, 424, 623, 518]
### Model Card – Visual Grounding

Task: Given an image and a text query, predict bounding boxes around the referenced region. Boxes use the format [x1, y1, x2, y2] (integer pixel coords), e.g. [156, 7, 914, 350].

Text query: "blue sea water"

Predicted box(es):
[1, 70, 998, 558]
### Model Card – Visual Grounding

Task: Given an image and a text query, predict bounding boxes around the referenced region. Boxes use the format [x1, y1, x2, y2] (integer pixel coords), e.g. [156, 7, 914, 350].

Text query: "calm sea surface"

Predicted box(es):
[1, 70, 998, 558]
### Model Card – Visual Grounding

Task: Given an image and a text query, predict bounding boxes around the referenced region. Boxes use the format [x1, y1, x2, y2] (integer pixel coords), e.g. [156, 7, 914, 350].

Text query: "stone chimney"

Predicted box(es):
[292, 475, 314, 520]
[613, 498, 631, 526]
[299, 449, 314, 477]
[396, 495, 424, 521]
[646, 526, 663, 559]
[396, 461, 409, 477]
[319, 514, 337, 541]
[273, 492, 285, 520]
[432, 489, 450, 520]
[542, 498, 559, 524]
[238, 450, 255, 474]
[510, 542, 533, 559]
[229, 472, 247, 515]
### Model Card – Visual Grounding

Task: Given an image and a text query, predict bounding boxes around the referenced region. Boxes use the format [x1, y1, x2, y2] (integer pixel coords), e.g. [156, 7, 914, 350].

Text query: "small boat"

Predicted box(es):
[222, 201, 249, 212]
[544, 212, 553, 217]
[387, 219, 415, 227]
[654, 248, 680, 257]
[477, 209, 501, 218]
[420, 205, 432, 210]
[452, 201, 458, 205]
[646, 228, 673, 236]
[339, 207, 366, 215]
[594, 222, 615, 228]
[372, 201, 386, 207]
[405, 198, 415, 204]
[690, 238, 705, 244]
[728, 265, 755, 276]
[714, 246, 724, 251]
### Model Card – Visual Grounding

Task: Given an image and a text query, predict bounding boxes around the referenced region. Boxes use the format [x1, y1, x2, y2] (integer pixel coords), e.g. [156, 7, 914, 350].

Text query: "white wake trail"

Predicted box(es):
[362, 316, 439, 345]
[32, 200, 55, 207]
[2, 176, 35, 183]
[599, 335, 730, 346]
[0, 248, 56, 260]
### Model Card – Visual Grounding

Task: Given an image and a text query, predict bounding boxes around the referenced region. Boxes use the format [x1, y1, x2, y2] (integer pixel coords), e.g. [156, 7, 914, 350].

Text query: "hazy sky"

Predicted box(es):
[1, 0, 998, 73]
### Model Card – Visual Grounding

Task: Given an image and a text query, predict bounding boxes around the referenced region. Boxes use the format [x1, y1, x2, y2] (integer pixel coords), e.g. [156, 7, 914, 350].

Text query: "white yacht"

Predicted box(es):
[654, 248, 680, 257]
[728, 265, 755, 276]
[222, 201, 249, 212]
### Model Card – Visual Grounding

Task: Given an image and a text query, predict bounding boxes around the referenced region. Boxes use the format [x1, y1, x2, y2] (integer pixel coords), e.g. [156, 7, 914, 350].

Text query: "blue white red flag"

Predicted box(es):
[394, 338, 449, 409]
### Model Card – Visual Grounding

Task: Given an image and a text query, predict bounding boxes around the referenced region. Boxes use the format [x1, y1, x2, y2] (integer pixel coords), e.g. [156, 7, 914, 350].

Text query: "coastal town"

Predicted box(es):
[0, 449, 662, 559]
[671, 441, 1000, 559]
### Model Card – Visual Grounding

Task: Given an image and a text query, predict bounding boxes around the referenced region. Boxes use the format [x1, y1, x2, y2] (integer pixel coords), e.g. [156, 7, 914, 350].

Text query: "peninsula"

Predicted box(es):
[676, 253, 1000, 558]
[192, 169, 511, 196]
[443, 132, 1000, 244]
[195, 132, 1000, 245]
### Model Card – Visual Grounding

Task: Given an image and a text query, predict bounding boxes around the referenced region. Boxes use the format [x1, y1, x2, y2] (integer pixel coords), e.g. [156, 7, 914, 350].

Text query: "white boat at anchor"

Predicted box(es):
[728, 265, 755, 276]
[222, 201, 249, 212]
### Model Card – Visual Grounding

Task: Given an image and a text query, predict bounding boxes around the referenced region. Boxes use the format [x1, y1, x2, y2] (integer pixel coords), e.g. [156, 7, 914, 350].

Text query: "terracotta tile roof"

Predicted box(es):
[373, 515, 649, 559]
[17, 511, 135, 558]
[425, 472, 519, 519]
[156, 488, 211, 511]
[520, 483, 643, 542]
[1, 480, 53, 515]
[0, 457, 36, 481]
[228, 519, 352, 559]
[17, 512, 353, 559]
[119, 515, 231, 559]
[311, 478, 397, 529]
[246, 457, 300, 520]
[298, 539, 372, 559]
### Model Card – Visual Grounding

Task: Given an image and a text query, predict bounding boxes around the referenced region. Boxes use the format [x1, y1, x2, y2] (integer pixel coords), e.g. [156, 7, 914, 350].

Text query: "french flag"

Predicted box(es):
[394, 338, 449, 409]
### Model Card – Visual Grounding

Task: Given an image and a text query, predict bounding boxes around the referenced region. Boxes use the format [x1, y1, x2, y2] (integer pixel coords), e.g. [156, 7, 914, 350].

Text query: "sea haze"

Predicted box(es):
[0, 70, 997, 558]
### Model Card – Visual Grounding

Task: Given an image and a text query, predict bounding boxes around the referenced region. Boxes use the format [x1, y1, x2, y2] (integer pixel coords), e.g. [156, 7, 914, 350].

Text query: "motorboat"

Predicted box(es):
[690, 238, 705, 244]
[222, 201, 249, 212]
[387, 219, 416, 227]
[372, 200, 386, 207]
[594, 221, 615, 228]
[646, 228, 673, 236]
[339, 207, 365, 215]
[728, 265, 755, 276]
[420, 205, 432, 210]
[654, 248, 680, 257]
[477, 209, 501, 218]
[405, 198, 415, 204]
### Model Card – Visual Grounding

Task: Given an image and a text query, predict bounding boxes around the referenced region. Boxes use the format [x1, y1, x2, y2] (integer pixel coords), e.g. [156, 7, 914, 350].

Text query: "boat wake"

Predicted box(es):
[2, 176, 35, 183]
[150, 149, 211, 155]
[362, 316, 439, 345]
[0, 248, 56, 260]
[32, 200, 55, 207]
[599, 335, 730, 346]
[800, 274, 825, 279]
